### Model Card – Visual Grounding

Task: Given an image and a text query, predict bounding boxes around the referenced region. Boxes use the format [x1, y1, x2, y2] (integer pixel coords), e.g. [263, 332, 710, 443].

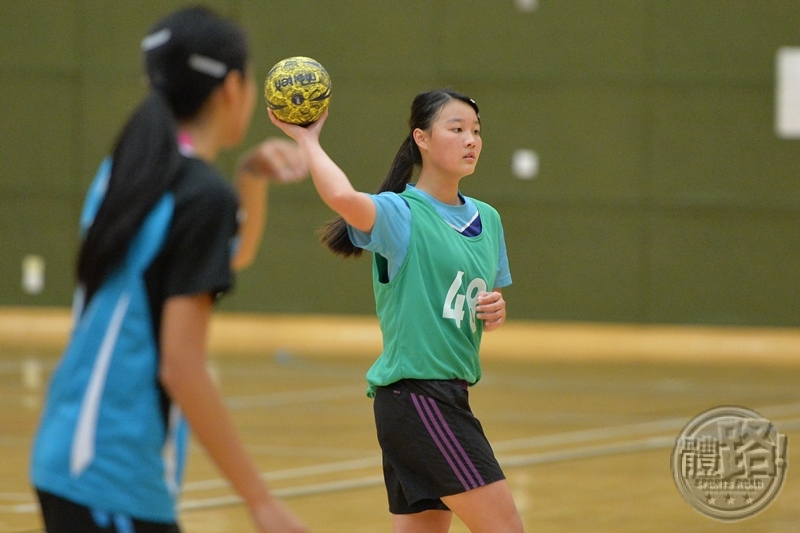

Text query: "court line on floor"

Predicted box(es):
[6, 404, 800, 513]
[244, 444, 371, 459]
[481, 374, 800, 397]
[189, 399, 800, 492]
[489, 400, 800, 452]
[183, 456, 383, 491]
[180, 416, 800, 512]
[499, 416, 800, 469]
[224, 384, 362, 409]
[184, 436, 677, 509]
[181, 475, 387, 511]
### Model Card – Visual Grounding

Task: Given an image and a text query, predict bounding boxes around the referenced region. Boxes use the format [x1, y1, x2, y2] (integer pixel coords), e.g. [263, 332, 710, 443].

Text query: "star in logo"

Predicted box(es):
[706, 494, 716, 505]
[725, 494, 735, 506]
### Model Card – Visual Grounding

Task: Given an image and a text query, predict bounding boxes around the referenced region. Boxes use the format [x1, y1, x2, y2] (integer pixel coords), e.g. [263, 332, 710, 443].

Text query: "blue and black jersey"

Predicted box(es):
[31, 155, 239, 522]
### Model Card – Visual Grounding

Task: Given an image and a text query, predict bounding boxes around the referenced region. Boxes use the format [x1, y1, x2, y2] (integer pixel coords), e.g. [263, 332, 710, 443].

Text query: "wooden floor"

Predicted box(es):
[2, 309, 800, 532]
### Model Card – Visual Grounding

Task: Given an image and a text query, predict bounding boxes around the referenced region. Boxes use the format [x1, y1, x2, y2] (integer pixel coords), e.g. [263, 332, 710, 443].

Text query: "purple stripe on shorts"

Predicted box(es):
[410, 392, 471, 491]
[411, 393, 484, 490]
[426, 396, 485, 487]
[417, 396, 479, 490]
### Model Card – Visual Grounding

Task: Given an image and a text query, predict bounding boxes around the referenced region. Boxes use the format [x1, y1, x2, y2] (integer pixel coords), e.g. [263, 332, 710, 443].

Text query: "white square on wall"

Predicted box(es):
[776, 47, 800, 139]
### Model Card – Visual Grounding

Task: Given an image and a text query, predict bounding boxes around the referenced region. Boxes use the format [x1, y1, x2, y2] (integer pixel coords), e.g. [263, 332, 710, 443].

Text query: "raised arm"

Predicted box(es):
[268, 110, 376, 233]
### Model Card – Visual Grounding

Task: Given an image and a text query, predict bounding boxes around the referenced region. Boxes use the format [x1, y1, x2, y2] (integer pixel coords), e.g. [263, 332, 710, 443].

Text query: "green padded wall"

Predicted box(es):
[1, 1, 799, 326]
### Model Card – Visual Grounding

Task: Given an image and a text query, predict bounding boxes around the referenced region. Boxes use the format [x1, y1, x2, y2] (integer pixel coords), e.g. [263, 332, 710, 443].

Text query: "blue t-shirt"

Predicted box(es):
[347, 184, 512, 288]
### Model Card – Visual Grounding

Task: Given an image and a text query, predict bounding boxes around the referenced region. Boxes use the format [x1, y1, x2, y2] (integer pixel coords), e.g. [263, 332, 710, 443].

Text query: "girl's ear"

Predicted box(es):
[412, 128, 428, 152]
[219, 70, 244, 104]
[204, 72, 236, 116]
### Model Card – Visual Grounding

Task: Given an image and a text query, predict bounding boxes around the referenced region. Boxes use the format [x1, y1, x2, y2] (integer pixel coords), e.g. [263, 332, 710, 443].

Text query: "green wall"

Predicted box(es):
[2, 1, 799, 326]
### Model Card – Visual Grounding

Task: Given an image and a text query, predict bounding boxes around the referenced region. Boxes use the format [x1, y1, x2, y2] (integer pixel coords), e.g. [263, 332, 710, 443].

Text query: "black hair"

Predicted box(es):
[76, 6, 249, 301]
[320, 88, 480, 257]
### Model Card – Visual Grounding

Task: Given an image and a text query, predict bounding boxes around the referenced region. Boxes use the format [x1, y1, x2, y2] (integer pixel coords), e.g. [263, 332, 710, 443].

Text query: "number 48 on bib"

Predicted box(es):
[442, 271, 488, 333]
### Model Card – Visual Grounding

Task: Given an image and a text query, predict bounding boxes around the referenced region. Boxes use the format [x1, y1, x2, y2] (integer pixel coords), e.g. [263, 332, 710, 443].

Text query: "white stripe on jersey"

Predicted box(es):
[70, 292, 131, 476]
[162, 403, 183, 496]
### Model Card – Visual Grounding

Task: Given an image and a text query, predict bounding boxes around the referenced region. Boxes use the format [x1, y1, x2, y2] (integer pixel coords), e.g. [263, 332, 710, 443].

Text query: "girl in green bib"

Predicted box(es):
[271, 90, 523, 533]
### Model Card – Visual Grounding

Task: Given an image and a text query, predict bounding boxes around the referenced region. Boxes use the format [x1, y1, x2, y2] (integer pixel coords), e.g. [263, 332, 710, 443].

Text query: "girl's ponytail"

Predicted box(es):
[77, 92, 182, 300]
[320, 135, 419, 257]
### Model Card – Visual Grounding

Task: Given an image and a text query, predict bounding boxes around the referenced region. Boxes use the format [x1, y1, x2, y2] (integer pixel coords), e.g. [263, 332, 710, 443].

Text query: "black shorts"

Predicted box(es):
[373, 379, 505, 514]
[36, 490, 180, 533]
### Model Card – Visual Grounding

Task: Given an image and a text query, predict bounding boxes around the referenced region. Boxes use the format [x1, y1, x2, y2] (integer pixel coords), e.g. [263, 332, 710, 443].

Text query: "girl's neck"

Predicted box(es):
[178, 121, 220, 163]
[415, 173, 462, 205]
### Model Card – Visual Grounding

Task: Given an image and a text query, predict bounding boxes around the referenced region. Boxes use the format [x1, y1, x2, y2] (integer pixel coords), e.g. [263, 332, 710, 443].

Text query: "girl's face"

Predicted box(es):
[415, 99, 482, 180]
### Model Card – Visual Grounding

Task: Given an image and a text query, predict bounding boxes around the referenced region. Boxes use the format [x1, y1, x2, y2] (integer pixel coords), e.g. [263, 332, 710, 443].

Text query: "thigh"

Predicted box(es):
[441, 479, 524, 533]
[392, 509, 452, 533]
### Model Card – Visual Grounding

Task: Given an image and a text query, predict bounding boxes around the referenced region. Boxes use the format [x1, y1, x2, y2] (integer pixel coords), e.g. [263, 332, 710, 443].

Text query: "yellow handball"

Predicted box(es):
[264, 56, 331, 125]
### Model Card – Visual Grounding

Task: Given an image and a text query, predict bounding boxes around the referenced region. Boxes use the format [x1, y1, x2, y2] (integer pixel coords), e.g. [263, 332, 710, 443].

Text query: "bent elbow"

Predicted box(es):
[325, 192, 373, 232]
[325, 190, 356, 215]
